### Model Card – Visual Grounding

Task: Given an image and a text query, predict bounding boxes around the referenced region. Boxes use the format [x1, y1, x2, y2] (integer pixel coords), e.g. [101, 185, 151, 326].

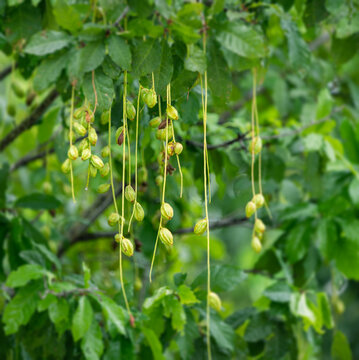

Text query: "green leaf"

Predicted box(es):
[49, 297, 69, 332]
[96, 294, 126, 335]
[141, 327, 166, 360]
[107, 35, 131, 71]
[15, 193, 62, 210]
[177, 284, 199, 305]
[3, 281, 41, 335]
[132, 39, 161, 77]
[316, 88, 333, 119]
[281, 17, 310, 68]
[263, 281, 292, 303]
[34, 52, 70, 92]
[333, 238, 359, 280]
[37, 293, 57, 312]
[192, 265, 247, 292]
[216, 23, 266, 59]
[102, 56, 121, 79]
[83, 262, 91, 288]
[24, 30, 71, 56]
[81, 320, 104, 360]
[83, 69, 114, 112]
[6, 264, 47, 288]
[79, 41, 106, 73]
[210, 313, 235, 353]
[163, 296, 186, 332]
[208, 42, 232, 101]
[243, 312, 273, 342]
[52, 0, 83, 33]
[349, 178, 359, 205]
[170, 69, 197, 100]
[290, 293, 316, 330]
[184, 45, 206, 74]
[285, 222, 312, 263]
[153, 40, 173, 96]
[72, 296, 94, 342]
[331, 330, 352, 360]
[317, 292, 333, 329]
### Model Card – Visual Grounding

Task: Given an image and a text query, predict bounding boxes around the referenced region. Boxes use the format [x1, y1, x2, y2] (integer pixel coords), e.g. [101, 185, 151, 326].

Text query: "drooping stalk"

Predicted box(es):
[201, 30, 212, 360]
[128, 86, 142, 232]
[119, 71, 132, 317]
[149, 91, 169, 282]
[69, 84, 76, 203]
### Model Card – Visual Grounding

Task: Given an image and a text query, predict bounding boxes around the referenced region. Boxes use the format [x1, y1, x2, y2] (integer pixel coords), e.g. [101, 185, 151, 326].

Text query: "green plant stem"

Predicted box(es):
[69, 85, 76, 203]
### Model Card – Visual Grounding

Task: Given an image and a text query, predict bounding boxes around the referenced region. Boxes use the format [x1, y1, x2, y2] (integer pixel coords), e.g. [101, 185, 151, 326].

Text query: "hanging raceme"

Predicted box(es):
[245, 68, 267, 253]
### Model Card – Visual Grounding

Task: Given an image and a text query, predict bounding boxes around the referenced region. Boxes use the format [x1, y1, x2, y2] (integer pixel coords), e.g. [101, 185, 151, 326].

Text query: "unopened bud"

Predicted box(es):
[100, 163, 110, 177]
[108, 212, 120, 226]
[81, 148, 91, 161]
[249, 137, 262, 155]
[167, 142, 175, 156]
[61, 159, 71, 174]
[116, 126, 124, 146]
[121, 237, 134, 257]
[149, 116, 161, 128]
[91, 155, 104, 169]
[161, 202, 174, 220]
[101, 110, 109, 125]
[67, 145, 79, 160]
[74, 108, 85, 119]
[253, 194, 265, 209]
[194, 218, 207, 235]
[254, 218, 266, 234]
[209, 292, 222, 312]
[101, 146, 110, 158]
[159, 227, 173, 246]
[125, 185, 136, 203]
[126, 100, 136, 121]
[134, 202, 144, 222]
[167, 104, 178, 120]
[78, 138, 89, 154]
[97, 183, 110, 193]
[155, 175, 163, 186]
[251, 236, 262, 253]
[89, 164, 97, 178]
[88, 127, 98, 146]
[73, 121, 87, 136]
[144, 88, 157, 108]
[245, 201, 256, 218]
[174, 142, 183, 155]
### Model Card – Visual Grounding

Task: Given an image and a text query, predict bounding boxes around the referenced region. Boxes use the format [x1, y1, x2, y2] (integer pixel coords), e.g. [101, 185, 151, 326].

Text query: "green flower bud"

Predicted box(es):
[121, 237, 134, 257]
[254, 218, 266, 234]
[43, 181, 52, 194]
[134, 202, 144, 222]
[116, 126, 124, 146]
[61, 159, 71, 173]
[97, 183, 110, 193]
[155, 175, 163, 186]
[245, 201, 256, 218]
[144, 88, 157, 108]
[149, 116, 161, 128]
[101, 146, 110, 158]
[167, 142, 175, 157]
[249, 137, 262, 155]
[11, 81, 25, 98]
[159, 227, 173, 246]
[126, 100, 136, 121]
[141, 88, 150, 102]
[101, 110, 110, 125]
[89, 164, 97, 178]
[7, 104, 16, 117]
[100, 163, 110, 177]
[139, 167, 148, 183]
[209, 292, 222, 312]
[108, 212, 120, 226]
[174, 142, 183, 155]
[251, 236, 262, 253]
[125, 185, 136, 202]
[194, 218, 207, 235]
[74, 108, 85, 119]
[78, 138, 90, 154]
[91, 155, 104, 169]
[114, 233, 121, 243]
[81, 148, 91, 161]
[253, 194, 265, 209]
[167, 104, 178, 120]
[67, 145, 79, 160]
[161, 202, 174, 220]
[156, 126, 173, 141]
[73, 121, 87, 136]
[88, 127, 98, 146]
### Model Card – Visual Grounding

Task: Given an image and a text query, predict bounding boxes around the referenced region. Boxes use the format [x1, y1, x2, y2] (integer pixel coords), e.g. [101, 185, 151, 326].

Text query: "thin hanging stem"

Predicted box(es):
[119, 71, 131, 317]
[69, 85, 76, 203]
[128, 86, 142, 232]
[170, 122, 183, 198]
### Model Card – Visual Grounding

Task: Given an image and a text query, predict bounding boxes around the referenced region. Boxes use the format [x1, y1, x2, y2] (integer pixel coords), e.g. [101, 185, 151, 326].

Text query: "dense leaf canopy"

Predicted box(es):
[1, 0, 359, 359]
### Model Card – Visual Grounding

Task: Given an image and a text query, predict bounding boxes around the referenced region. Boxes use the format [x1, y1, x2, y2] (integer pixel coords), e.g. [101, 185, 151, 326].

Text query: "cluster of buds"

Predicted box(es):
[245, 193, 265, 218]
[159, 202, 174, 246]
[167, 141, 183, 156]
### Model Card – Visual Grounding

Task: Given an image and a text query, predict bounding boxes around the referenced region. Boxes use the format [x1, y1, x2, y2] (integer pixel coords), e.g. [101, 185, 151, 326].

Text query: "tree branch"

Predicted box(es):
[0, 64, 15, 81]
[185, 132, 249, 150]
[0, 89, 59, 152]
[62, 215, 248, 252]
[113, 6, 130, 27]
